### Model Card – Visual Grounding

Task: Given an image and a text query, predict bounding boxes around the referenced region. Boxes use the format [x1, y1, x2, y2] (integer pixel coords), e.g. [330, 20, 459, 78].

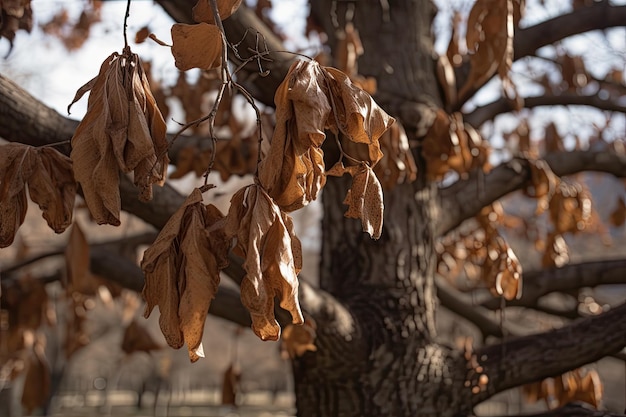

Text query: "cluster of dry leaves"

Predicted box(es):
[438, 203, 523, 300]
[68, 46, 169, 225]
[523, 368, 603, 409]
[142, 58, 394, 361]
[438, 0, 524, 108]
[0, 0, 33, 47]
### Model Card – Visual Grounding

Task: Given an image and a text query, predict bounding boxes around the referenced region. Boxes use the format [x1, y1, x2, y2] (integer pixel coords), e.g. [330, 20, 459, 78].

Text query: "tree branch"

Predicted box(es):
[467, 301, 626, 405]
[455, 2, 626, 111]
[437, 151, 626, 236]
[483, 403, 625, 417]
[481, 259, 626, 311]
[465, 92, 626, 128]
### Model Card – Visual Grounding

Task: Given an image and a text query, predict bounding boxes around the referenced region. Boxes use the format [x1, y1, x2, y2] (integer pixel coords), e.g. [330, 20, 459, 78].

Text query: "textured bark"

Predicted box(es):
[2, 1, 626, 416]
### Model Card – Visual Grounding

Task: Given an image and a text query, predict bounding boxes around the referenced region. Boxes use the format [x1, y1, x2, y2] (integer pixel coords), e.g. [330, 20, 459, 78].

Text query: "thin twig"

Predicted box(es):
[123, 0, 132, 49]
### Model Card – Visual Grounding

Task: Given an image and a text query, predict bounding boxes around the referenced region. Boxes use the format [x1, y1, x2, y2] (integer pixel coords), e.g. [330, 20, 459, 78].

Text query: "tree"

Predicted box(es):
[1, 0, 626, 416]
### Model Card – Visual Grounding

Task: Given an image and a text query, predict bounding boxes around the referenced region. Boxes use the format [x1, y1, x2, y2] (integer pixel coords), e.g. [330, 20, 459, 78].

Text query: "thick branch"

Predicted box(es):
[438, 151, 626, 236]
[481, 259, 626, 310]
[0, 72, 347, 332]
[486, 403, 625, 417]
[514, 3, 626, 61]
[455, 2, 626, 110]
[468, 302, 626, 405]
[89, 247, 252, 327]
[465, 92, 626, 128]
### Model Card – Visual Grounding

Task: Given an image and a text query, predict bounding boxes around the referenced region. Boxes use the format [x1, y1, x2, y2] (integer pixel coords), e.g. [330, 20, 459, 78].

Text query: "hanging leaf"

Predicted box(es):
[192, 0, 243, 24]
[69, 48, 169, 225]
[258, 60, 331, 211]
[609, 196, 626, 227]
[225, 185, 304, 341]
[281, 316, 317, 359]
[323, 66, 394, 166]
[121, 320, 162, 354]
[374, 121, 418, 189]
[460, 0, 515, 101]
[0, 143, 75, 247]
[171, 23, 222, 71]
[142, 189, 229, 362]
[542, 232, 569, 268]
[328, 162, 384, 239]
[21, 337, 50, 415]
[523, 158, 559, 215]
[65, 222, 99, 296]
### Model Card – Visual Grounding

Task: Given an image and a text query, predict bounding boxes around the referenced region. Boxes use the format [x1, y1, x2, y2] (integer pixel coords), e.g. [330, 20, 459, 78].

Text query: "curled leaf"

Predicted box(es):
[70, 49, 169, 225]
[323, 66, 394, 166]
[0, 143, 75, 247]
[142, 189, 228, 362]
[225, 185, 304, 341]
[258, 60, 331, 211]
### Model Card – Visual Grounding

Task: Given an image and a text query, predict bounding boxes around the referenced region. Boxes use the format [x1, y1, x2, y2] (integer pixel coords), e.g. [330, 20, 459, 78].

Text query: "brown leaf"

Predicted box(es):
[225, 185, 304, 341]
[0, 144, 29, 248]
[323, 66, 394, 166]
[542, 232, 569, 268]
[192, 0, 243, 24]
[258, 60, 331, 211]
[342, 163, 384, 239]
[481, 234, 523, 300]
[524, 158, 559, 215]
[609, 196, 626, 227]
[70, 49, 169, 225]
[0, 144, 75, 247]
[65, 223, 99, 296]
[460, 0, 514, 100]
[171, 23, 222, 71]
[142, 189, 228, 361]
[27, 147, 76, 233]
[21, 339, 50, 415]
[121, 320, 162, 354]
[281, 316, 317, 359]
[135, 26, 150, 44]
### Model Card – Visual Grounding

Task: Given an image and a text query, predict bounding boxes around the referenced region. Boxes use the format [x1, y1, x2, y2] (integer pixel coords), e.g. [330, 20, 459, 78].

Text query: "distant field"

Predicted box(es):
[52, 390, 295, 417]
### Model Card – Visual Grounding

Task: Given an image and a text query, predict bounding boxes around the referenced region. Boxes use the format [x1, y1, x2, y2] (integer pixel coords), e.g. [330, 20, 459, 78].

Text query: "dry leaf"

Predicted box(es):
[225, 185, 304, 341]
[0, 143, 75, 247]
[192, 0, 243, 24]
[542, 232, 569, 268]
[142, 189, 228, 362]
[609, 196, 626, 227]
[21, 338, 50, 415]
[481, 234, 522, 300]
[460, 0, 514, 101]
[121, 320, 162, 354]
[328, 163, 385, 239]
[281, 316, 317, 359]
[69, 48, 169, 225]
[524, 158, 559, 215]
[323, 66, 394, 166]
[171, 23, 222, 71]
[258, 60, 331, 211]
[374, 122, 418, 189]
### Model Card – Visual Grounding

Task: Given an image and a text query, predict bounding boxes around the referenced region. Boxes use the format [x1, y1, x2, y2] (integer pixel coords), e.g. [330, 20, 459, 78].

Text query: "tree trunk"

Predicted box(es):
[291, 1, 470, 416]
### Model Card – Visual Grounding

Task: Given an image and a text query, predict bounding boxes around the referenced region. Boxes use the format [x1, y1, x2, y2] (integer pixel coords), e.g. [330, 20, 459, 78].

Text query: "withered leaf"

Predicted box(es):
[258, 60, 331, 211]
[69, 49, 169, 225]
[481, 233, 522, 300]
[171, 23, 222, 71]
[225, 185, 304, 341]
[121, 320, 162, 354]
[142, 189, 228, 362]
[341, 163, 384, 240]
[65, 222, 100, 296]
[192, 0, 243, 24]
[460, 0, 514, 101]
[0, 143, 75, 247]
[21, 341, 51, 415]
[609, 196, 626, 227]
[323, 66, 394, 166]
[281, 316, 317, 359]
